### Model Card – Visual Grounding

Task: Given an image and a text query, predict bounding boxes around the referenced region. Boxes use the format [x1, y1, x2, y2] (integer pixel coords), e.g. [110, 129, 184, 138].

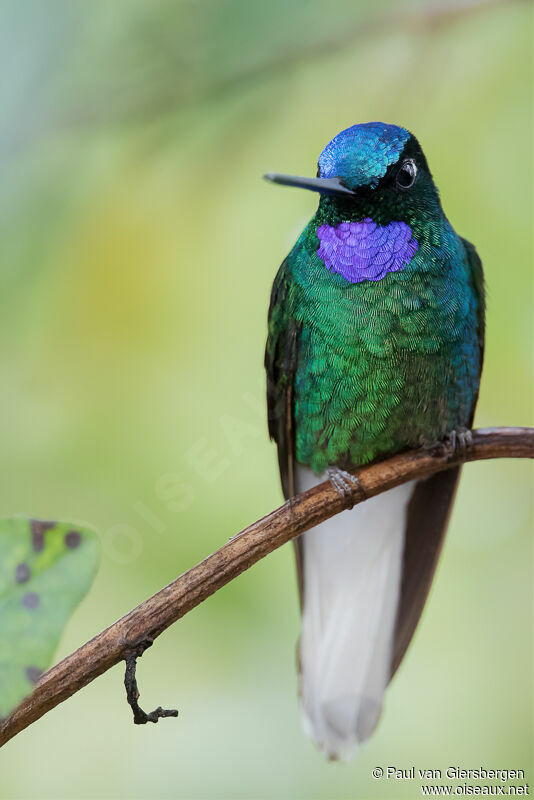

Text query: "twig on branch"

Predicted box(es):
[123, 638, 178, 725]
[0, 426, 532, 748]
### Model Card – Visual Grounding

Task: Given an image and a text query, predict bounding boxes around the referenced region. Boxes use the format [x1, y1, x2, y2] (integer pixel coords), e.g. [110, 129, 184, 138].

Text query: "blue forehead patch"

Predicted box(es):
[318, 122, 410, 190]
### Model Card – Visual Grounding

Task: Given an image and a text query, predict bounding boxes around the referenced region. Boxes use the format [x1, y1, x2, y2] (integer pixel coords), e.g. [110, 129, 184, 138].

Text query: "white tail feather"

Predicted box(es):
[295, 467, 415, 760]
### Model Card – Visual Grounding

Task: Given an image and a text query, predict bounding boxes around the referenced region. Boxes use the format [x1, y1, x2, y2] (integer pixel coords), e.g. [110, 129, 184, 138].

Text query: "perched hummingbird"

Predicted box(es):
[264, 122, 484, 760]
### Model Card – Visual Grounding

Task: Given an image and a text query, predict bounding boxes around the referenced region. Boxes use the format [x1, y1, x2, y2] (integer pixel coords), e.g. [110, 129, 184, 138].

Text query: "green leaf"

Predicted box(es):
[0, 517, 99, 719]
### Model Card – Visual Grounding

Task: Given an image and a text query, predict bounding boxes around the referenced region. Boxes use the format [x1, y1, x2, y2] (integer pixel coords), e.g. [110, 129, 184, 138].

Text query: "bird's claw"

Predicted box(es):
[446, 428, 473, 462]
[327, 467, 362, 509]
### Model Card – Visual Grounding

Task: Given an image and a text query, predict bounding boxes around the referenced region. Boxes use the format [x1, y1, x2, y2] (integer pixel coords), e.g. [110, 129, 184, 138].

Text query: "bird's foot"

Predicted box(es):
[327, 467, 363, 509]
[445, 427, 473, 463]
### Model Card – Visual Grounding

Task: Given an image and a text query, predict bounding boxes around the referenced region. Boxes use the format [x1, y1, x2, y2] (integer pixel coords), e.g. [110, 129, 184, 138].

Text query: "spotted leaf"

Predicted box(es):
[0, 517, 99, 719]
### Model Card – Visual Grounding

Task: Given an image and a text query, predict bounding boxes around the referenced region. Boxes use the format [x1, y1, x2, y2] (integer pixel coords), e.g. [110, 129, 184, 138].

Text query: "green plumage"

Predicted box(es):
[266, 156, 484, 476]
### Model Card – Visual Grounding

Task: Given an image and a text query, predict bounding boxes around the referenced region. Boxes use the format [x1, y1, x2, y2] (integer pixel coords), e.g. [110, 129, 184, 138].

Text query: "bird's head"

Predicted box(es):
[265, 122, 442, 227]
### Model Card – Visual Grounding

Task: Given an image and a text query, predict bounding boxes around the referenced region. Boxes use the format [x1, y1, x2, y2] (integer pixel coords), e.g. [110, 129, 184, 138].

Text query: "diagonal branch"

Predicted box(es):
[1, 426, 532, 748]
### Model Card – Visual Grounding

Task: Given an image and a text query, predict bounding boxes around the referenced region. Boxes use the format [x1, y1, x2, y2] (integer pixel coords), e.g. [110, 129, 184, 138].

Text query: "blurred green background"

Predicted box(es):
[0, 1, 532, 798]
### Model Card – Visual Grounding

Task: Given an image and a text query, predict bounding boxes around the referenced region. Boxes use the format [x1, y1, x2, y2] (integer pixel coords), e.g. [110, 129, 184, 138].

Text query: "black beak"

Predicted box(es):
[263, 173, 356, 198]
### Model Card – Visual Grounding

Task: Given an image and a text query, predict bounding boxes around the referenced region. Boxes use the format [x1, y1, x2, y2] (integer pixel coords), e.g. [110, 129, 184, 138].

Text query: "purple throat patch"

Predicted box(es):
[316, 218, 418, 284]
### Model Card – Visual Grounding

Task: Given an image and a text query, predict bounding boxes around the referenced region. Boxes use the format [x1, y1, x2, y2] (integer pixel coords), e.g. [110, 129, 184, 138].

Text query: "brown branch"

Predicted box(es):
[1, 426, 532, 748]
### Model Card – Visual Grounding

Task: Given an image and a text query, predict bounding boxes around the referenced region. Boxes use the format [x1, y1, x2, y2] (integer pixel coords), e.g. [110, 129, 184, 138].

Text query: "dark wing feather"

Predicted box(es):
[390, 237, 485, 679]
[265, 259, 299, 497]
[461, 237, 486, 374]
[391, 467, 461, 677]
[265, 260, 304, 598]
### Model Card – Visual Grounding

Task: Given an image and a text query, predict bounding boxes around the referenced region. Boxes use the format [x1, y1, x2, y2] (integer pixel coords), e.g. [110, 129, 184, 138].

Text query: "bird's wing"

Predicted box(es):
[390, 238, 485, 678]
[462, 236, 486, 372]
[264, 259, 304, 597]
[390, 466, 461, 676]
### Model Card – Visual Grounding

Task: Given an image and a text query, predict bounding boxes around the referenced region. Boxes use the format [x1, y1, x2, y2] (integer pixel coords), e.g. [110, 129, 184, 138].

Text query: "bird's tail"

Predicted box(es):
[295, 467, 415, 761]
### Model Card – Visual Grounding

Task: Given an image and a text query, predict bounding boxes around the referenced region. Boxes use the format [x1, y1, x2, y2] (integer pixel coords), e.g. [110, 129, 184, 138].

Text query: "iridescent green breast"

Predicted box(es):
[283, 217, 482, 474]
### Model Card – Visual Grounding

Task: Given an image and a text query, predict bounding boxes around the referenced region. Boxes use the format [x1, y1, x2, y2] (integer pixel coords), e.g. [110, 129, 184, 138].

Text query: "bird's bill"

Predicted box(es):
[263, 173, 356, 197]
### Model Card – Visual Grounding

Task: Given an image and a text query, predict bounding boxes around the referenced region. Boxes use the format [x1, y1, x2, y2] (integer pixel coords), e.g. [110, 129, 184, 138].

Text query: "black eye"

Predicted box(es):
[396, 159, 417, 189]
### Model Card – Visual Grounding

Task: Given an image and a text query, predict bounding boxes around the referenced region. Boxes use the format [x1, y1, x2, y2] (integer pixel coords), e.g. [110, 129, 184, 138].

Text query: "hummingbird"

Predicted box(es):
[264, 122, 484, 760]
